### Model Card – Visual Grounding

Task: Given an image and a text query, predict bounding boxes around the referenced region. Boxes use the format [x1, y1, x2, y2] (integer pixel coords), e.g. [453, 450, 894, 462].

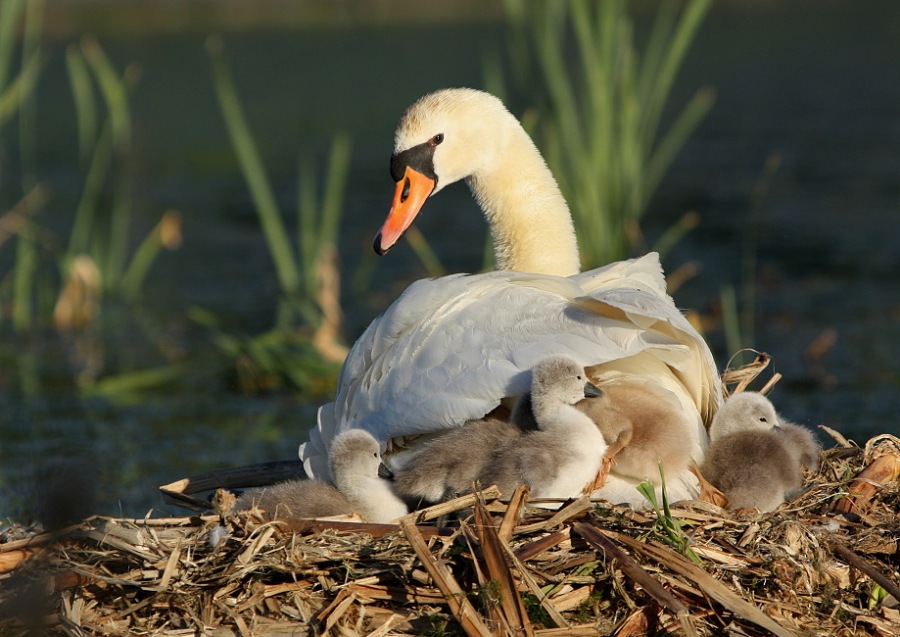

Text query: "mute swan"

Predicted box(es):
[392, 416, 522, 505]
[701, 392, 820, 512]
[479, 357, 608, 498]
[299, 88, 722, 507]
[241, 429, 407, 523]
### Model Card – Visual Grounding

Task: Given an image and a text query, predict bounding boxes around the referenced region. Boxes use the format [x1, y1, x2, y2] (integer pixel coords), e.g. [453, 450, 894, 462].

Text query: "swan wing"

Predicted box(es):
[300, 253, 720, 480]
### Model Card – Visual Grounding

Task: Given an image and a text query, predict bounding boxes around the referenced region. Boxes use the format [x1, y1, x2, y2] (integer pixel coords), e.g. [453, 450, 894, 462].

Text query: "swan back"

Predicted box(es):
[301, 253, 722, 494]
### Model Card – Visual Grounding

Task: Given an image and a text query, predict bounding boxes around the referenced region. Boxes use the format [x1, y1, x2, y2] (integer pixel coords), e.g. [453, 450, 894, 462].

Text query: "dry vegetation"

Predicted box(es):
[1, 427, 899, 637]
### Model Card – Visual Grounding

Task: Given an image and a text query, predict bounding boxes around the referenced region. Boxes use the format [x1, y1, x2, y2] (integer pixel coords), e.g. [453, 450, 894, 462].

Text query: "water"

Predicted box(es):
[2, 2, 899, 521]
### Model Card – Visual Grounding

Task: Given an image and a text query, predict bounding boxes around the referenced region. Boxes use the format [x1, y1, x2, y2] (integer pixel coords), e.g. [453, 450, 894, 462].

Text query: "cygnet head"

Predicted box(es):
[375, 88, 522, 254]
[532, 356, 603, 408]
[709, 392, 779, 441]
[329, 429, 384, 487]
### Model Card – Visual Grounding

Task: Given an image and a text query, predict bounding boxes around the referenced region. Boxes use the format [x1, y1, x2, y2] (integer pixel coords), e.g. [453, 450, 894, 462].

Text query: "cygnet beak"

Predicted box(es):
[583, 381, 604, 398]
[377, 462, 395, 480]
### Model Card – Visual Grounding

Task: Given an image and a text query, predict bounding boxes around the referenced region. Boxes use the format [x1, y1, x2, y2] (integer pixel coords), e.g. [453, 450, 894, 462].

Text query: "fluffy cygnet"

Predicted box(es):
[601, 384, 696, 484]
[480, 356, 608, 498]
[238, 429, 407, 523]
[512, 383, 694, 485]
[392, 416, 522, 505]
[702, 392, 820, 512]
[778, 420, 822, 473]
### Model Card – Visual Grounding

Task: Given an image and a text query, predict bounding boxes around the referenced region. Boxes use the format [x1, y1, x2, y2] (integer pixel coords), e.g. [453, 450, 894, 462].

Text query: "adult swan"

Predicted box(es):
[299, 88, 722, 505]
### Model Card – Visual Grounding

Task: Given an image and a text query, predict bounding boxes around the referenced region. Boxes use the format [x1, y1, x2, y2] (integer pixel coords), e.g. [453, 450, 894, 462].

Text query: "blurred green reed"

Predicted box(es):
[497, 0, 715, 269]
[1, 2, 179, 335]
[720, 152, 782, 355]
[64, 36, 180, 303]
[204, 36, 348, 394]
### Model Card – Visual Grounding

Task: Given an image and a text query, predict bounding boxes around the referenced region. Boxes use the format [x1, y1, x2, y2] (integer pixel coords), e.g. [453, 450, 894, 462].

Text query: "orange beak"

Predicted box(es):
[374, 166, 436, 255]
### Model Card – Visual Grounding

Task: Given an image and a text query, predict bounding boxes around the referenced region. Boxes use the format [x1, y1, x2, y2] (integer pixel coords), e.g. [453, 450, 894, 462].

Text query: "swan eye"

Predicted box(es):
[400, 177, 410, 202]
[430, 133, 444, 146]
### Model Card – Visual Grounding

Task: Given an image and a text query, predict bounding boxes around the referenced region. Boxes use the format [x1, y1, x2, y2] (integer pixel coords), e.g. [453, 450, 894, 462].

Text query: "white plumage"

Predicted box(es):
[298, 88, 722, 507]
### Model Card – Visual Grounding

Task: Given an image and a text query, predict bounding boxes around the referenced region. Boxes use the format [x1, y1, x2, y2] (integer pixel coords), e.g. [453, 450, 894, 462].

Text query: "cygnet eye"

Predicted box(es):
[430, 133, 444, 146]
[759, 417, 768, 423]
[577, 374, 582, 380]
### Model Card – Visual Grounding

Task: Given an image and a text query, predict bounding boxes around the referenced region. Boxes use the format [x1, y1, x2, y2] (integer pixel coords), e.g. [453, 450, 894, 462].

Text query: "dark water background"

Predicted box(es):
[1, 1, 898, 521]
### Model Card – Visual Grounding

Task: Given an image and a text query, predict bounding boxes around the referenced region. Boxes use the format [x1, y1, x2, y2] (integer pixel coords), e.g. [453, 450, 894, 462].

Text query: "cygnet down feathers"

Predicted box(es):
[701, 392, 821, 512]
[479, 356, 608, 498]
[512, 382, 694, 487]
[392, 416, 522, 505]
[238, 429, 407, 523]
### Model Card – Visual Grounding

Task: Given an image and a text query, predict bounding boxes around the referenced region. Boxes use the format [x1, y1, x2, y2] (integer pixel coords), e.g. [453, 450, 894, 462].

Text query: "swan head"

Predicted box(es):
[709, 392, 780, 441]
[532, 356, 604, 408]
[375, 88, 521, 254]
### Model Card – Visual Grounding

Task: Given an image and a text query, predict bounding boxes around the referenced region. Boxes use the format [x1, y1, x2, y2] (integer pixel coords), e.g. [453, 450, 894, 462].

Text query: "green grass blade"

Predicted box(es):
[104, 165, 132, 288]
[637, 0, 678, 107]
[645, 86, 715, 199]
[0, 50, 40, 133]
[0, 0, 27, 91]
[297, 155, 318, 300]
[81, 36, 130, 152]
[65, 45, 97, 165]
[405, 226, 445, 278]
[119, 210, 180, 301]
[12, 223, 37, 331]
[67, 121, 113, 263]
[318, 132, 351, 247]
[207, 36, 300, 296]
[640, 0, 713, 144]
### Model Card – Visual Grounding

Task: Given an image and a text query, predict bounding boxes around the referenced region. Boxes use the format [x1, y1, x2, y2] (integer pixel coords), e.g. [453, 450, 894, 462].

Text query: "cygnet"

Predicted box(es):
[701, 392, 820, 512]
[392, 416, 522, 505]
[512, 383, 693, 486]
[480, 356, 608, 498]
[778, 419, 822, 472]
[238, 429, 407, 523]
[601, 384, 696, 484]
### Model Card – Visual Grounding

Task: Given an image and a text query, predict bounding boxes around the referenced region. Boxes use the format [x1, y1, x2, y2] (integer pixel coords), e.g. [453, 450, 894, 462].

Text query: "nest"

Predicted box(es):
[1, 429, 899, 637]
[2, 354, 899, 636]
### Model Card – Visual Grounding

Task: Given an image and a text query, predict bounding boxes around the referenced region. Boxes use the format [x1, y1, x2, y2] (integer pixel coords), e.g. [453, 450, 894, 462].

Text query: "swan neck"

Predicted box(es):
[467, 128, 580, 276]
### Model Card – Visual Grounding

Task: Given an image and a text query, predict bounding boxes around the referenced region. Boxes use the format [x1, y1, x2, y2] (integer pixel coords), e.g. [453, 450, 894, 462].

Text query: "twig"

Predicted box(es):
[572, 522, 688, 615]
[474, 498, 535, 637]
[399, 516, 494, 637]
[411, 486, 503, 523]
[829, 537, 900, 603]
[516, 497, 594, 535]
[611, 533, 797, 637]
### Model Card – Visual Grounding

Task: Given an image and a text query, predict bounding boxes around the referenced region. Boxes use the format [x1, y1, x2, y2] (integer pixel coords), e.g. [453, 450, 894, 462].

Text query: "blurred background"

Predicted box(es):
[1, 0, 898, 521]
